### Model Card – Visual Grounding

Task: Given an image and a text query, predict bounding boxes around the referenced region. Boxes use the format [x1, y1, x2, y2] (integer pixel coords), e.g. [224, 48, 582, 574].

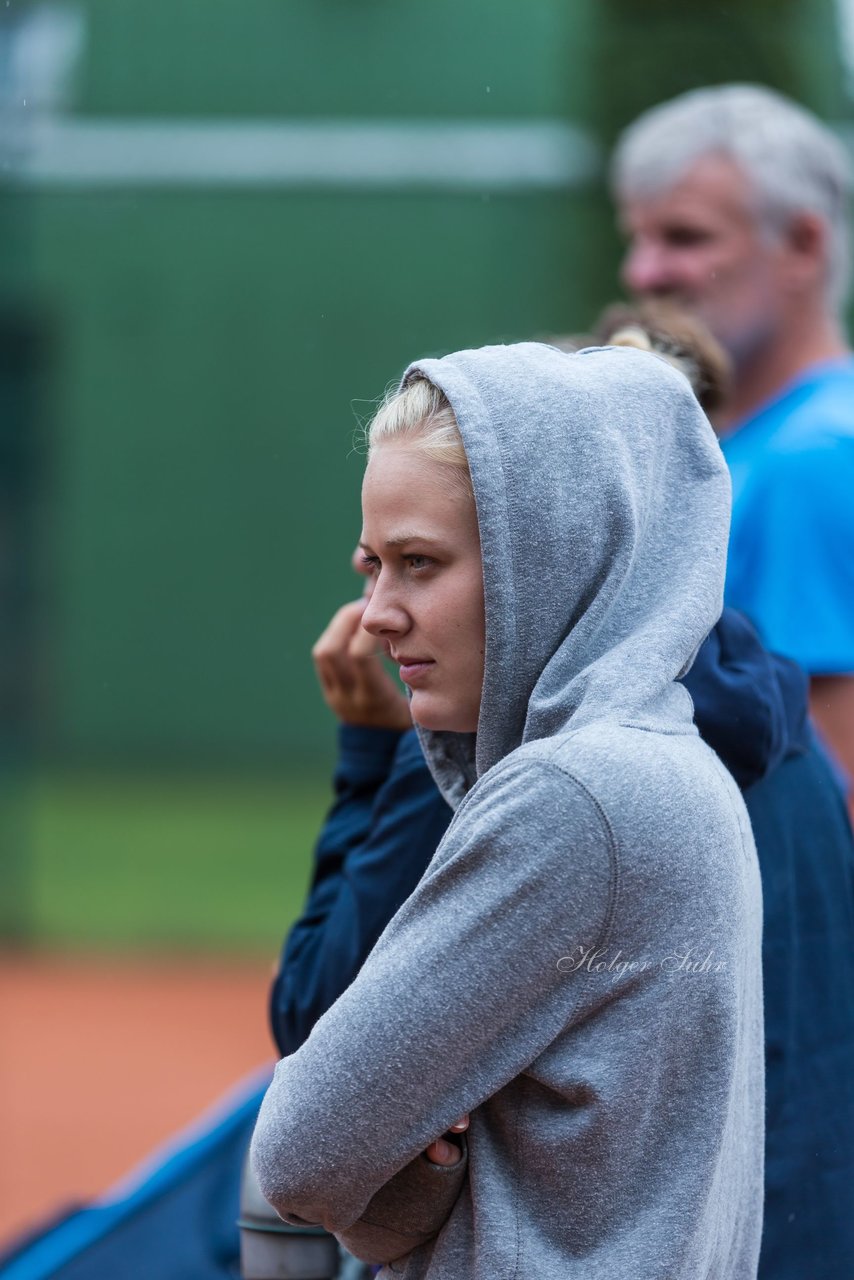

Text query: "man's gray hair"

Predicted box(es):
[612, 83, 852, 312]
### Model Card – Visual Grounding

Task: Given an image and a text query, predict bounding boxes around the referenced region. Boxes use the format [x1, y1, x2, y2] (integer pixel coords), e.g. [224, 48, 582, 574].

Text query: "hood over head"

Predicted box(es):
[686, 607, 810, 790]
[401, 342, 731, 807]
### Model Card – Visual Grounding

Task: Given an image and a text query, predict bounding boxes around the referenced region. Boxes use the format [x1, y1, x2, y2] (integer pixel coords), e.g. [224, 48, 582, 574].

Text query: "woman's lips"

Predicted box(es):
[398, 660, 435, 685]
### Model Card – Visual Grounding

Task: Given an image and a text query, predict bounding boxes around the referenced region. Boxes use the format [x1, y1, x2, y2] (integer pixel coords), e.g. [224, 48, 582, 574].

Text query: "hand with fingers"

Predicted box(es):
[312, 598, 412, 731]
[424, 1115, 469, 1167]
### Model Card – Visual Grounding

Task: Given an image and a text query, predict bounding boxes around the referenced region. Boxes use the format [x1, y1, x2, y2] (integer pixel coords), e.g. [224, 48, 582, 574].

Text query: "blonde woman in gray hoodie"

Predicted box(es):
[251, 342, 764, 1279]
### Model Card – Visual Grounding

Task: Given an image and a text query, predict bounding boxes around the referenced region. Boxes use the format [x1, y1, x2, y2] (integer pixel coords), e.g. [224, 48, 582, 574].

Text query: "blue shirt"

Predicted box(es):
[721, 357, 854, 674]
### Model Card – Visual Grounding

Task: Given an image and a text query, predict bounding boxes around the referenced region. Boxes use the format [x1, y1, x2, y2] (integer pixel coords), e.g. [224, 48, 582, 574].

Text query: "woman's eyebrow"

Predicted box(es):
[361, 532, 442, 550]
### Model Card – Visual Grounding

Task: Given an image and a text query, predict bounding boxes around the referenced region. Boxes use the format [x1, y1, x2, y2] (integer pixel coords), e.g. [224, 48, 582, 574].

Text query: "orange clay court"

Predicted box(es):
[0, 953, 276, 1249]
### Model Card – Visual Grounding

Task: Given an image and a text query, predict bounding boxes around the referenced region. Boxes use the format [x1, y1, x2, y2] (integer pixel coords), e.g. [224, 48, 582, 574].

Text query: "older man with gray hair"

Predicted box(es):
[613, 84, 854, 808]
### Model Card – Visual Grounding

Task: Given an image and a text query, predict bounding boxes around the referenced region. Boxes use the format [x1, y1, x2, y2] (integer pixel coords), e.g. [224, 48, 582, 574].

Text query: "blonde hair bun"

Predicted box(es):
[594, 301, 731, 413]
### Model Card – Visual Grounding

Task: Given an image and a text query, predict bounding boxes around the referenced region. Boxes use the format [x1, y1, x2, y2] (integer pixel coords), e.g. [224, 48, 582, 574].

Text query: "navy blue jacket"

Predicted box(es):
[272, 607, 854, 1280]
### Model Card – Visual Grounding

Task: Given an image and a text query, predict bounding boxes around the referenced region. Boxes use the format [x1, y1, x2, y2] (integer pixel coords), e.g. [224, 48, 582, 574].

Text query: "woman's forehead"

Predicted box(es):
[361, 447, 477, 547]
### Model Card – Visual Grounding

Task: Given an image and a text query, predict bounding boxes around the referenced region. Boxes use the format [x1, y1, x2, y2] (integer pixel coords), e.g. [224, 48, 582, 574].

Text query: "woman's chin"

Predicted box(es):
[410, 693, 479, 734]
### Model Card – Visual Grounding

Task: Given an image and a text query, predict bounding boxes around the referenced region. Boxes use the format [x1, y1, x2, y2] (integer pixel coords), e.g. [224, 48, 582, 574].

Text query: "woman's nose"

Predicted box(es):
[361, 576, 409, 637]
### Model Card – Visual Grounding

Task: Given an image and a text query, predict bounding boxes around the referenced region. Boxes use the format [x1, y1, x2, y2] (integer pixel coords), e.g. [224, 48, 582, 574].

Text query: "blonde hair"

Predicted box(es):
[367, 376, 472, 495]
[369, 305, 729, 488]
[550, 300, 731, 414]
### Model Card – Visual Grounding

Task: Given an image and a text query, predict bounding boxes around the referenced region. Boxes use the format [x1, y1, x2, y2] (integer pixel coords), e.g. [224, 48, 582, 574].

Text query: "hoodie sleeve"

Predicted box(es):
[250, 756, 615, 1242]
[270, 726, 452, 1055]
[321, 1141, 468, 1264]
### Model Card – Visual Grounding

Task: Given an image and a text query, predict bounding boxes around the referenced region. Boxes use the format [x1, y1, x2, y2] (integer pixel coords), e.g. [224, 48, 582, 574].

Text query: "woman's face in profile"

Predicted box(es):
[359, 443, 485, 734]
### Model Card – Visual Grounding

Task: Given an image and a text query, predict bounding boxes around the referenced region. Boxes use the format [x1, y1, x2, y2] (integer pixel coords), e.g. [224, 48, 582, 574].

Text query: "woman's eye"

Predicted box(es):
[359, 554, 380, 574]
[406, 555, 432, 571]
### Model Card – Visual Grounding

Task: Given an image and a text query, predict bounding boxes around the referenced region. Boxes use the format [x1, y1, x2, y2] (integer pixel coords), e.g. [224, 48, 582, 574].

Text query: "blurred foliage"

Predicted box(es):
[593, 0, 847, 144]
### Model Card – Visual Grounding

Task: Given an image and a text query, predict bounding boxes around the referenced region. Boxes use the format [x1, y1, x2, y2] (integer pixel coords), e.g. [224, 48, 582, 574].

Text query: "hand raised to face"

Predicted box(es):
[312, 597, 412, 732]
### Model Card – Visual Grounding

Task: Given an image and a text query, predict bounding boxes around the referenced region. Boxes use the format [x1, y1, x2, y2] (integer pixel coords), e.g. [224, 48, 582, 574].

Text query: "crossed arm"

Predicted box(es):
[252, 761, 613, 1263]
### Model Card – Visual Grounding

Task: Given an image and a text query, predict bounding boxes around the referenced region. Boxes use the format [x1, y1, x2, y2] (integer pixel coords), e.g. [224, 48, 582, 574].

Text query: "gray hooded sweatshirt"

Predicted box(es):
[252, 343, 764, 1279]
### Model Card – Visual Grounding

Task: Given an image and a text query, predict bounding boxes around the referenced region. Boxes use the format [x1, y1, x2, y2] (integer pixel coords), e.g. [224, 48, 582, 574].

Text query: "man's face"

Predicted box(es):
[619, 154, 788, 364]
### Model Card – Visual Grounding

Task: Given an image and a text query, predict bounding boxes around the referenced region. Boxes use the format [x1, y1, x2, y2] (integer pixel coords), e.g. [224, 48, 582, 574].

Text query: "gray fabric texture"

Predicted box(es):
[251, 343, 764, 1279]
[334, 1141, 468, 1263]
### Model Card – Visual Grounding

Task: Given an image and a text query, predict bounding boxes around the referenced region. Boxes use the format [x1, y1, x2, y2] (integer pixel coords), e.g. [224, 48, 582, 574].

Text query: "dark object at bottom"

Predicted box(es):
[239, 1156, 340, 1279]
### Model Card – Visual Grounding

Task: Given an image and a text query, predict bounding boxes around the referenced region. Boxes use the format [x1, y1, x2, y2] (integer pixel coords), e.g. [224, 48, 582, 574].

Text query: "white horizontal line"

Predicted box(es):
[4, 117, 601, 190]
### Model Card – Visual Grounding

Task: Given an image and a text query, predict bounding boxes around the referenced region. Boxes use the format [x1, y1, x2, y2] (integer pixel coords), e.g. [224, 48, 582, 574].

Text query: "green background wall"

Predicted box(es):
[6, 0, 846, 768]
[1, 0, 851, 948]
[21, 0, 600, 767]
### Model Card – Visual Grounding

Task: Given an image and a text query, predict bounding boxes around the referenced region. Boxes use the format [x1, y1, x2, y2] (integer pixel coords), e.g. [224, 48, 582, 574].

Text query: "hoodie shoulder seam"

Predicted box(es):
[488, 754, 622, 955]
